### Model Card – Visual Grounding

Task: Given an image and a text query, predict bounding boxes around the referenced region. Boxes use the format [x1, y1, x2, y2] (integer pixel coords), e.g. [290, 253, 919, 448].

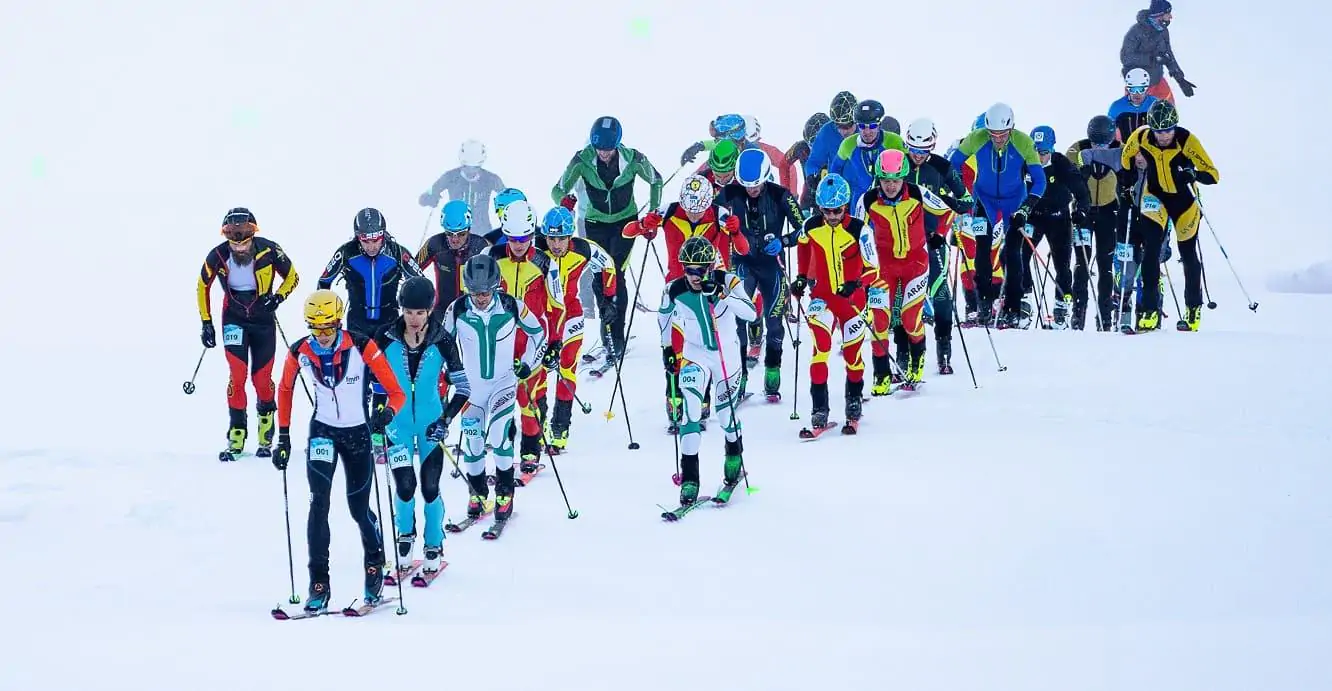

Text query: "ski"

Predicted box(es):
[410, 561, 449, 588]
[659, 497, 714, 522]
[580, 346, 607, 364]
[841, 419, 859, 435]
[341, 596, 400, 617]
[516, 463, 545, 487]
[444, 500, 495, 534]
[798, 421, 839, 440]
[1176, 320, 1191, 331]
[587, 361, 617, 379]
[255, 447, 272, 458]
[383, 559, 422, 587]
[765, 393, 781, 403]
[219, 450, 249, 462]
[481, 517, 512, 540]
[270, 605, 334, 621]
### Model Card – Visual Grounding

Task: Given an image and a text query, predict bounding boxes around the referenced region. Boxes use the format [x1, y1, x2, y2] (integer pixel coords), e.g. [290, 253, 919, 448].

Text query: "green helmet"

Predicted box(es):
[873, 149, 910, 180]
[678, 236, 719, 267]
[1147, 100, 1179, 131]
[709, 140, 739, 174]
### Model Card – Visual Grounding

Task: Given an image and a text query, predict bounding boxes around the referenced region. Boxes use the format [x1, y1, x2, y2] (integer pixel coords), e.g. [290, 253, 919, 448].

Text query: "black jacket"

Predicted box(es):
[717, 181, 804, 262]
[1028, 152, 1092, 217]
[318, 237, 423, 332]
[906, 153, 972, 213]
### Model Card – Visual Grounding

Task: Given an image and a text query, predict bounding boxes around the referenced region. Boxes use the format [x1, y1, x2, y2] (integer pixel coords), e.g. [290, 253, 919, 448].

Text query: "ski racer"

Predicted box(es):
[1066, 115, 1131, 330]
[196, 207, 300, 461]
[415, 200, 492, 313]
[948, 103, 1047, 328]
[536, 207, 618, 452]
[718, 148, 804, 401]
[273, 289, 407, 613]
[418, 139, 507, 237]
[741, 115, 796, 191]
[659, 236, 756, 507]
[829, 99, 908, 206]
[857, 150, 949, 393]
[1023, 125, 1091, 329]
[376, 277, 470, 582]
[698, 139, 740, 192]
[1109, 68, 1161, 143]
[786, 113, 832, 213]
[439, 254, 546, 533]
[1119, 0, 1195, 104]
[805, 92, 859, 195]
[485, 187, 529, 245]
[791, 174, 869, 435]
[1120, 99, 1219, 332]
[551, 116, 664, 363]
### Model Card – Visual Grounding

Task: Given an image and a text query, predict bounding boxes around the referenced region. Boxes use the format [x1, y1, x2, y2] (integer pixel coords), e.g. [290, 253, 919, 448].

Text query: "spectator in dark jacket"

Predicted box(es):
[1119, 0, 1196, 104]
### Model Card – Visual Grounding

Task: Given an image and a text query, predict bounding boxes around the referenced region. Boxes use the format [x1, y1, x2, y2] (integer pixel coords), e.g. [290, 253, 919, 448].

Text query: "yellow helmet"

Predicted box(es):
[303, 289, 345, 327]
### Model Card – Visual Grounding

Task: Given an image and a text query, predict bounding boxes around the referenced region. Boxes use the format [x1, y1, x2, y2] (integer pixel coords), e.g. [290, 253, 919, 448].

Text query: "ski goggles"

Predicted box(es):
[222, 222, 257, 242]
[857, 122, 879, 131]
[1127, 86, 1148, 95]
[682, 265, 710, 277]
[307, 322, 339, 337]
[506, 233, 533, 244]
[907, 146, 932, 156]
[355, 231, 386, 242]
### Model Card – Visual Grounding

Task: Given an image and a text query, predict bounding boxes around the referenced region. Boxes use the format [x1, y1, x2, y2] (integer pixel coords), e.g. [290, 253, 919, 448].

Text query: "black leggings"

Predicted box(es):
[392, 445, 444, 504]
[1074, 205, 1119, 322]
[306, 420, 384, 583]
[736, 257, 788, 367]
[585, 219, 634, 351]
[927, 245, 953, 342]
[1023, 213, 1074, 299]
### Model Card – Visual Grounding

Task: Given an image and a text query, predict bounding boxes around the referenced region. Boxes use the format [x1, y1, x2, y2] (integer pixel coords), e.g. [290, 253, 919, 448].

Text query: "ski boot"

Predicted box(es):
[465, 473, 490, 519]
[519, 431, 541, 476]
[1019, 298, 1035, 329]
[870, 354, 893, 396]
[547, 399, 572, 454]
[715, 439, 745, 504]
[394, 531, 415, 576]
[220, 409, 247, 462]
[1052, 294, 1073, 330]
[902, 341, 926, 391]
[999, 310, 1021, 330]
[1135, 310, 1160, 333]
[494, 469, 515, 522]
[422, 544, 444, 574]
[977, 299, 995, 328]
[1072, 303, 1087, 331]
[962, 290, 979, 327]
[255, 401, 276, 458]
[892, 338, 909, 385]
[842, 379, 864, 434]
[810, 382, 832, 431]
[745, 322, 762, 369]
[304, 581, 331, 614]
[936, 337, 953, 375]
[1179, 306, 1201, 332]
[363, 559, 386, 605]
[763, 366, 781, 402]
[679, 479, 700, 507]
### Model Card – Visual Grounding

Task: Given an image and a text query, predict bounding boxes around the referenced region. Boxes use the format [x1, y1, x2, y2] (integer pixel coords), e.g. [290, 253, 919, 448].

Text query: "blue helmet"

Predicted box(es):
[1030, 125, 1056, 153]
[735, 148, 772, 188]
[973, 112, 987, 130]
[713, 113, 746, 142]
[493, 187, 527, 218]
[542, 207, 576, 237]
[440, 200, 472, 233]
[589, 116, 622, 151]
[815, 174, 852, 209]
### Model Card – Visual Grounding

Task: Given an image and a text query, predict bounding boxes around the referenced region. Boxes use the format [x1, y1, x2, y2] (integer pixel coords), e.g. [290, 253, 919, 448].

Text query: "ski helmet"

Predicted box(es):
[493, 188, 527, 220]
[223, 207, 257, 226]
[854, 99, 885, 126]
[879, 116, 901, 135]
[304, 289, 345, 327]
[829, 91, 858, 125]
[1124, 67, 1151, 90]
[353, 208, 387, 239]
[499, 200, 537, 238]
[815, 174, 852, 209]
[440, 200, 472, 233]
[905, 118, 938, 151]
[458, 139, 486, 167]
[743, 115, 761, 143]
[735, 148, 772, 188]
[679, 175, 715, 215]
[708, 140, 740, 174]
[984, 103, 1015, 132]
[462, 254, 502, 294]
[678, 236, 719, 268]
[1147, 99, 1179, 131]
[713, 114, 746, 142]
[873, 149, 910, 180]
[589, 116, 622, 150]
[1030, 125, 1056, 153]
[541, 207, 576, 237]
[398, 276, 436, 311]
[803, 113, 831, 144]
[1087, 115, 1116, 146]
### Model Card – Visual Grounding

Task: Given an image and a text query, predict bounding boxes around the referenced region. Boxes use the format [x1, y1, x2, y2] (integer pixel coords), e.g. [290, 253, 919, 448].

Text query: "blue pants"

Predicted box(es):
[387, 419, 446, 549]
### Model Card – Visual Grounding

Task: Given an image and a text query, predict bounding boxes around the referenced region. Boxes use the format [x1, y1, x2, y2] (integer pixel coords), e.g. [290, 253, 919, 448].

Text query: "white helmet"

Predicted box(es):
[983, 103, 1015, 132]
[679, 175, 714, 215]
[500, 200, 536, 237]
[743, 115, 761, 143]
[905, 118, 938, 151]
[459, 139, 486, 167]
[1124, 68, 1151, 89]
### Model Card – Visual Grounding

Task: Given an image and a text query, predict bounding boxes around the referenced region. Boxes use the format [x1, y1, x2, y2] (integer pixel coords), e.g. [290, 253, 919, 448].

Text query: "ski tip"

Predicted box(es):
[270, 607, 290, 620]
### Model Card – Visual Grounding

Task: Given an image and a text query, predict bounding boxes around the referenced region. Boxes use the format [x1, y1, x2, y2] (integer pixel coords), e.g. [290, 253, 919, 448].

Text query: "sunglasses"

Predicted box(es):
[507, 234, 533, 244]
[1036, 148, 1053, 155]
[821, 207, 846, 217]
[907, 146, 931, 156]
[222, 223, 256, 242]
[857, 122, 878, 131]
[683, 265, 710, 277]
[1127, 86, 1148, 95]
[357, 233, 386, 242]
[308, 323, 338, 337]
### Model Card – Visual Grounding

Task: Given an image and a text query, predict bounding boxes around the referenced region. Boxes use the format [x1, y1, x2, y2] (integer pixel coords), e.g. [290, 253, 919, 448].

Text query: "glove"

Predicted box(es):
[785, 140, 810, 165]
[260, 293, 284, 313]
[418, 192, 436, 208]
[372, 405, 396, 432]
[513, 359, 533, 380]
[927, 233, 945, 250]
[559, 194, 577, 211]
[425, 418, 450, 444]
[700, 270, 726, 298]
[598, 294, 618, 325]
[1071, 207, 1089, 227]
[1176, 76, 1196, 98]
[836, 280, 859, 298]
[1174, 160, 1197, 185]
[723, 214, 741, 235]
[1159, 239, 1173, 264]
[1010, 197, 1037, 228]
[762, 234, 782, 256]
[662, 346, 678, 372]
[680, 141, 706, 166]
[273, 431, 290, 471]
[640, 211, 663, 240]
[201, 320, 216, 348]
[790, 275, 808, 298]
[542, 340, 562, 370]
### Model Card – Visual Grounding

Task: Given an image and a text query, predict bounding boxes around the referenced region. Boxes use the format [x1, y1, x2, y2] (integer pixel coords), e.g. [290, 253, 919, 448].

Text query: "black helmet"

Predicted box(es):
[223, 207, 256, 226]
[854, 100, 885, 126]
[1146, 100, 1179, 131]
[399, 276, 436, 311]
[462, 254, 502, 294]
[879, 115, 901, 135]
[829, 91, 858, 125]
[353, 208, 387, 238]
[1087, 115, 1116, 146]
[678, 236, 719, 267]
[803, 112, 831, 144]
[589, 116, 623, 151]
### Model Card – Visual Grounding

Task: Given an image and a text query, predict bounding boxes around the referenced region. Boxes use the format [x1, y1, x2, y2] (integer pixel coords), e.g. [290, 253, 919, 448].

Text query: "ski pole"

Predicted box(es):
[1196, 241, 1219, 309]
[1074, 229, 1101, 330]
[182, 347, 207, 395]
[948, 246, 978, 388]
[1164, 261, 1183, 325]
[788, 299, 804, 420]
[572, 391, 592, 415]
[705, 296, 755, 496]
[1193, 185, 1257, 311]
[523, 382, 580, 519]
[415, 206, 435, 257]
[275, 321, 314, 405]
[603, 247, 653, 451]
[279, 469, 300, 604]
[375, 434, 409, 615]
[668, 374, 682, 486]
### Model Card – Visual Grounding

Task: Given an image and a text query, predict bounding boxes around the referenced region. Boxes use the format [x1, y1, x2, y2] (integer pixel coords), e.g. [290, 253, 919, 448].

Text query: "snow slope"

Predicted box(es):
[2, 0, 1331, 689]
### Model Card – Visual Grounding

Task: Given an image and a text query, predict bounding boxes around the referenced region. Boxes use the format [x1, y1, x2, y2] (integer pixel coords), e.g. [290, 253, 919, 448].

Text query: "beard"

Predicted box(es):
[232, 249, 255, 265]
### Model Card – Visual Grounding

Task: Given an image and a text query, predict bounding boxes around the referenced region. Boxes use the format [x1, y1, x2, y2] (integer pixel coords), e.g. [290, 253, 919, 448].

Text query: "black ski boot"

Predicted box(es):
[810, 382, 831, 430]
[936, 337, 953, 375]
[465, 473, 490, 518]
[870, 353, 893, 396]
[519, 433, 541, 474]
[494, 468, 516, 522]
[1071, 303, 1087, 331]
[977, 298, 995, 328]
[363, 556, 386, 604]
[304, 581, 331, 614]
[843, 379, 864, 434]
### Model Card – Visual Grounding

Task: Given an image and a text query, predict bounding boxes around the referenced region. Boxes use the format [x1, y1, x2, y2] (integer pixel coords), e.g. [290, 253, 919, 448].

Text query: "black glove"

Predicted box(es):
[700, 270, 726, 298]
[785, 140, 810, 165]
[1174, 160, 1197, 185]
[927, 233, 945, 250]
[425, 417, 450, 444]
[1010, 197, 1038, 228]
[597, 294, 618, 325]
[260, 293, 284, 313]
[662, 346, 678, 372]
[273, 431, 291, 471]
[542, 340, 562, 370]
[371, 405, 395, 432]
[514, 359, 533, 379]
[1176, 76, 1196, 98]
[790, 275, 808, 298]
[680, 141, 706, 166]
[836, 280, 859, 298]
[1071, 206, 1089, 227]
[201, 320, 216, 348]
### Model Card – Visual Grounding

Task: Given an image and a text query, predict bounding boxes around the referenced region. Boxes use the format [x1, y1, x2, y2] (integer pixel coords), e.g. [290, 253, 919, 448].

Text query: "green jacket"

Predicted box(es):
[551, 146, 663, 225]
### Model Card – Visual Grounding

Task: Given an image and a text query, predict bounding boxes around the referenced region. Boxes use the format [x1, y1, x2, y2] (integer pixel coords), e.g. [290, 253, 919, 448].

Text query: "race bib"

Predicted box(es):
[970, 216, 988, 237]
[386, 444, 413, 469]
[679, 363, 704, 388]
[222, 324, 244, 347]
[807, 298, 828, 316]
[1115, 242, 1134, 262]
[1075, 228, 1092, 247]
[1141, 195, 1162, 213]
[866, 287, 888, 309]
[308, 437, 334, 463]
[461, 416, 482, 438]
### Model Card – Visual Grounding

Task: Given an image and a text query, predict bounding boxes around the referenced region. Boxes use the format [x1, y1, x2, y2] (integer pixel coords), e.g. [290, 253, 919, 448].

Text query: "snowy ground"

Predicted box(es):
[3, 285, 1329, 691]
